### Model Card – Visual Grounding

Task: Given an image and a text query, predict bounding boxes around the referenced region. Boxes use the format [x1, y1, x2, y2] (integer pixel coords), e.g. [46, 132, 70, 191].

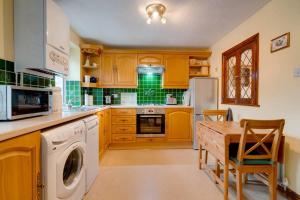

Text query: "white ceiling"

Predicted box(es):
[56, 0, 270, 48]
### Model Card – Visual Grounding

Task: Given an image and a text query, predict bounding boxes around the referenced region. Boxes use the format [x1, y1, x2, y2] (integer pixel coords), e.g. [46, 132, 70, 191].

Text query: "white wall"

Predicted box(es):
[210, 0, 300, 193]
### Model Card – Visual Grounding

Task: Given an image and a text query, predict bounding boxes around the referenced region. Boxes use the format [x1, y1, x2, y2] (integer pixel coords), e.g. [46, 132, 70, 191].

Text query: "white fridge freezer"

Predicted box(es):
[189, 78, 219, 149]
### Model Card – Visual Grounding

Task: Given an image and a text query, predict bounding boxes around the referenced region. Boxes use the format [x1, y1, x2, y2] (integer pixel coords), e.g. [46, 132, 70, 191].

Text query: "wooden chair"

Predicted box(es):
[199, 110, 227, 172]
[229, 119, 285, 200]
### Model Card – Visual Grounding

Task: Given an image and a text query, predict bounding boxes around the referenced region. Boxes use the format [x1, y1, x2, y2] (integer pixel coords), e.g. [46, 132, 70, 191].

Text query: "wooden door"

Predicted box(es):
[0, 131, 41, 200]
[101, 53, 115, 87]
[163, 55, 189, 89]
[104, 109, 111, 149]
[97, 112, 106, 159]
[166, 109, 192, 141]
[115, 54, 137, 87]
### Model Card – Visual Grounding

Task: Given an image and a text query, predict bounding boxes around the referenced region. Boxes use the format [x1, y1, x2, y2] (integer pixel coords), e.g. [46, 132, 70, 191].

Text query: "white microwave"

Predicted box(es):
[0, 85, 52, 120]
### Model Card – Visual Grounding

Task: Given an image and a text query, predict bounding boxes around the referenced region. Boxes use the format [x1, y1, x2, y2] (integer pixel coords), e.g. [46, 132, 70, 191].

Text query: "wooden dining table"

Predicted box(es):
[197, 121, 285, 200]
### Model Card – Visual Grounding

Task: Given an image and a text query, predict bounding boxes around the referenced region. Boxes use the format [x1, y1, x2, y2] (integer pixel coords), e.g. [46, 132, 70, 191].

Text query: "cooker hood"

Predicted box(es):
[137, 64, 165, 74]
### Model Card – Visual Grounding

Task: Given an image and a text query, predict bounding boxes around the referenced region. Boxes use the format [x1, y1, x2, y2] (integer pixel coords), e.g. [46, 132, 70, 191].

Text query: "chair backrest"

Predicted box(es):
[238, 119, 285, 163]
[203, 110, 228, 122]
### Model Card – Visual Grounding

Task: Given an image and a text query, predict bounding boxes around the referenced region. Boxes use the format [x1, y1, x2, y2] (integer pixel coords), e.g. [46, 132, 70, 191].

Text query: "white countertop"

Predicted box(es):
[0, 104, 192, 142]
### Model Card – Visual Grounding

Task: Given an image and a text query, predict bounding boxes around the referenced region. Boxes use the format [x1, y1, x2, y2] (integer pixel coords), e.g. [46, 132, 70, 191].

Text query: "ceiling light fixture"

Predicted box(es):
[146, 2, 167, 24]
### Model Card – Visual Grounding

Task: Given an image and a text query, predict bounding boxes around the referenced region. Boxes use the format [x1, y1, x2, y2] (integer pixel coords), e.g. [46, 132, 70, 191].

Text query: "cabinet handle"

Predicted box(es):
[59, 46, 65, 50]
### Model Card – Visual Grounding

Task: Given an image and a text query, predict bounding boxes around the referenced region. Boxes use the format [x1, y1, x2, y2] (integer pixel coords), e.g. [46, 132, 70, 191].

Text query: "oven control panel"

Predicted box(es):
[137, 108, 165, 115]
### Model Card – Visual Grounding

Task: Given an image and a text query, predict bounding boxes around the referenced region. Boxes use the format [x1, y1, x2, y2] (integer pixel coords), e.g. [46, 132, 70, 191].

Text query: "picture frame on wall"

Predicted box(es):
[271, 32, 290, 53]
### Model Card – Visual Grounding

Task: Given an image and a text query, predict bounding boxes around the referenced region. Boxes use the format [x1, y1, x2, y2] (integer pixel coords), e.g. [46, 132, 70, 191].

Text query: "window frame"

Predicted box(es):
[221, 33, 259, 107]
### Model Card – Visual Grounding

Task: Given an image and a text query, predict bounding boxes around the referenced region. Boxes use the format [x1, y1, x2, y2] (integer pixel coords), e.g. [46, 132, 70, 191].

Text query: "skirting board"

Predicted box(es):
[278, 185, 300, 200]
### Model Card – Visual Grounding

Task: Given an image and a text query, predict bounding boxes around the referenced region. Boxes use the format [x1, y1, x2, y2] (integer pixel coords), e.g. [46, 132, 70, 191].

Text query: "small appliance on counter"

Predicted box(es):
[0, 85, 52, 120]
[165, 94, 177, 105]
[50, 87, 62, 113]
[104, 95, 111, 105]
[182, 91, 191, 106]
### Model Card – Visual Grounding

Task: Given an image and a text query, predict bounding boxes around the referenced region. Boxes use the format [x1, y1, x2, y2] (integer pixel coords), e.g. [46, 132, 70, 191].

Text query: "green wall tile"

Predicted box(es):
[0, 59, 5, 70]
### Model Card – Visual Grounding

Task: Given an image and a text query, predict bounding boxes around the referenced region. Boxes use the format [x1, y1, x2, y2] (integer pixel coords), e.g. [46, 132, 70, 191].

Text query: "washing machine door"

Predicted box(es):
[56, 141, 86, 199]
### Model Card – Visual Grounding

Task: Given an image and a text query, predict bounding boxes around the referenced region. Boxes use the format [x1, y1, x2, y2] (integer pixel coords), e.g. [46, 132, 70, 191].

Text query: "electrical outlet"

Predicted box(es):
[293, 67, 300, 77]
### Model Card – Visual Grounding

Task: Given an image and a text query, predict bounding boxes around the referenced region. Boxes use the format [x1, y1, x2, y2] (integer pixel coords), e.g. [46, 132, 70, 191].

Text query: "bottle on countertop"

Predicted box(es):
[84, 89, 89, 106]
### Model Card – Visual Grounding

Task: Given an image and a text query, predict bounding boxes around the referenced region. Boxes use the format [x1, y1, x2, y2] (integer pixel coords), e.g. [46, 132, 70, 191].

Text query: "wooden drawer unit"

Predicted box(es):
[112, 125, 136, 134]
[112, 134, 136, 143]
[112, 109, 136, 116]
[112, 116, 136, 124]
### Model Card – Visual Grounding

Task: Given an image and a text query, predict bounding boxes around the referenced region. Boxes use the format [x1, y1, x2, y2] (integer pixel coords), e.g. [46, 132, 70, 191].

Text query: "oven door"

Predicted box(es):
[137, 114, 165, 137]
[7, 86, 51, 120]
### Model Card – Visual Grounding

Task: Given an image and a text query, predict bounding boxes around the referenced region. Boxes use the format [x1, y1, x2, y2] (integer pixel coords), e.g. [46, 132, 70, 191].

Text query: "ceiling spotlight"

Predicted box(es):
[147, 18, 152, 24]
[146, 2, 167, 24]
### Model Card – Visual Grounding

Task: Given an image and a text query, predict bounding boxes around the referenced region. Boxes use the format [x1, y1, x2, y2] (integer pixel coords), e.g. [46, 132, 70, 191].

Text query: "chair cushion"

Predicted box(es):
[230, 156, 273, 165]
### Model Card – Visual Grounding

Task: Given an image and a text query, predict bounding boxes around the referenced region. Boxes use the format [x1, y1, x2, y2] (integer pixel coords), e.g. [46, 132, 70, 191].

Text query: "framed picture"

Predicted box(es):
[271, 32, 290, 53]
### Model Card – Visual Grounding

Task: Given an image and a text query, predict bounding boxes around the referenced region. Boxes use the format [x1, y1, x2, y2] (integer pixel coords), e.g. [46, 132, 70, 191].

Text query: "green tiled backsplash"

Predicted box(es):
[103, 74, 185, 105]
[75, 74, 185, 106]
[66, 81, 81, 106]
[0, 59, 55, 87]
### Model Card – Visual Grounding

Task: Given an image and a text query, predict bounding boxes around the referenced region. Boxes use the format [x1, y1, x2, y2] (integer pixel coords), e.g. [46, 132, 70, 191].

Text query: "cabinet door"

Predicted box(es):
[163, 55, 189, 89]
[115, 54, 137, 87]
[104, 109, 111, 149]
[166, 109, 192, 141]
[101, 54, 115, 87]
[47, 0, 69, 55]
[0, 131, 41, 200]
[97, 112, 106, 159]
[138, 54, 163, 65]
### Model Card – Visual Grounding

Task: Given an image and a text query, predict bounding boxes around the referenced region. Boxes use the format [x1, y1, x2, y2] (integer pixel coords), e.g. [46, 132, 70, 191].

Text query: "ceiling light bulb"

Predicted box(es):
[147, 18, 152, 24]
[161, 17, 167, 24]
[152, 11, 159, 19]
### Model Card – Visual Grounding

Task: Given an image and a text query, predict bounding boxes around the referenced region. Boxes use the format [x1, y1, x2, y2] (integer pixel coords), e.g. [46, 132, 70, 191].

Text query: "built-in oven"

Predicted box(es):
[136, 108, 165, 137]
[0, 85, 51, 120]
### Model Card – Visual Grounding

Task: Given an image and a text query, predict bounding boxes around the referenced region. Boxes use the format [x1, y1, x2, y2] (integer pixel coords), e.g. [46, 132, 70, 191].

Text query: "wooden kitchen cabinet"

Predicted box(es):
[115, 54, 137, 87]
[100, 53, 137, 88]
[104, 109, 111, 149]
[0, 131, 41, 200]
[101, 53, 115, 87]
[111, 108, 136, 144]
[138, 54, 163, 65]
[97, 111, 106, 159]
[163, 55, 189, 89]
[166, 108, 192, 141]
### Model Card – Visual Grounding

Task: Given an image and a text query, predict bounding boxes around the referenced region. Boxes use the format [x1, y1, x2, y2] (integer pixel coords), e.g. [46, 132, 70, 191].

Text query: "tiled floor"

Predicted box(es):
[84, 149, 287, 200]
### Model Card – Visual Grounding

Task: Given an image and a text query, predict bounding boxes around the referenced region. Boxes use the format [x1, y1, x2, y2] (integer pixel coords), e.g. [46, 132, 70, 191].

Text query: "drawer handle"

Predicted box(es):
[120, 128, 128, 131]
[121, 119, 128, 122]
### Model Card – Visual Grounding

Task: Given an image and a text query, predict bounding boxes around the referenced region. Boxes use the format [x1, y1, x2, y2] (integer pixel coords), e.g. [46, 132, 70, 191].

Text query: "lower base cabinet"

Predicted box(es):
[166, 108, 193, 141]
[0, 131, 41, 200]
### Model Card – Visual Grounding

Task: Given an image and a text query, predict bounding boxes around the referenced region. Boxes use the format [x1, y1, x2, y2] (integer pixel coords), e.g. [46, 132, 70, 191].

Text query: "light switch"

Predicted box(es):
[294, 67, 300, 77]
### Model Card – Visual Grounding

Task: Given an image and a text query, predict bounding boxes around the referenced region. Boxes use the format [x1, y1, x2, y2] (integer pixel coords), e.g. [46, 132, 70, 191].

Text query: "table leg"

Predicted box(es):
[199, 144, 203, 169]
[224, 164, 229, 200]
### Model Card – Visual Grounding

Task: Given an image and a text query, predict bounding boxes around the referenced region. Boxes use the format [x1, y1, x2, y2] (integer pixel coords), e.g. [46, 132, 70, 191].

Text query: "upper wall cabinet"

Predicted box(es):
[100, 53, 137, 88]
[115, 54, 138, 87]
[163, 55, 190, 89]
[138, 54, 163, 66]
[14, 0, 70, 76]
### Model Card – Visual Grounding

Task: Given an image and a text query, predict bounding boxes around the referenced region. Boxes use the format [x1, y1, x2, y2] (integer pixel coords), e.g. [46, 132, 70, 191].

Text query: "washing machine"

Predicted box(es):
[42, 120, 86, 200]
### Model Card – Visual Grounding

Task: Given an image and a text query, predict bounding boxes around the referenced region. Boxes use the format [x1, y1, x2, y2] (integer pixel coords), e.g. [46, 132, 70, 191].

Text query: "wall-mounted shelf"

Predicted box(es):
[189, 56, 210, 77]
[80, 44, 103, 88]
[81, 82, 98, 88]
